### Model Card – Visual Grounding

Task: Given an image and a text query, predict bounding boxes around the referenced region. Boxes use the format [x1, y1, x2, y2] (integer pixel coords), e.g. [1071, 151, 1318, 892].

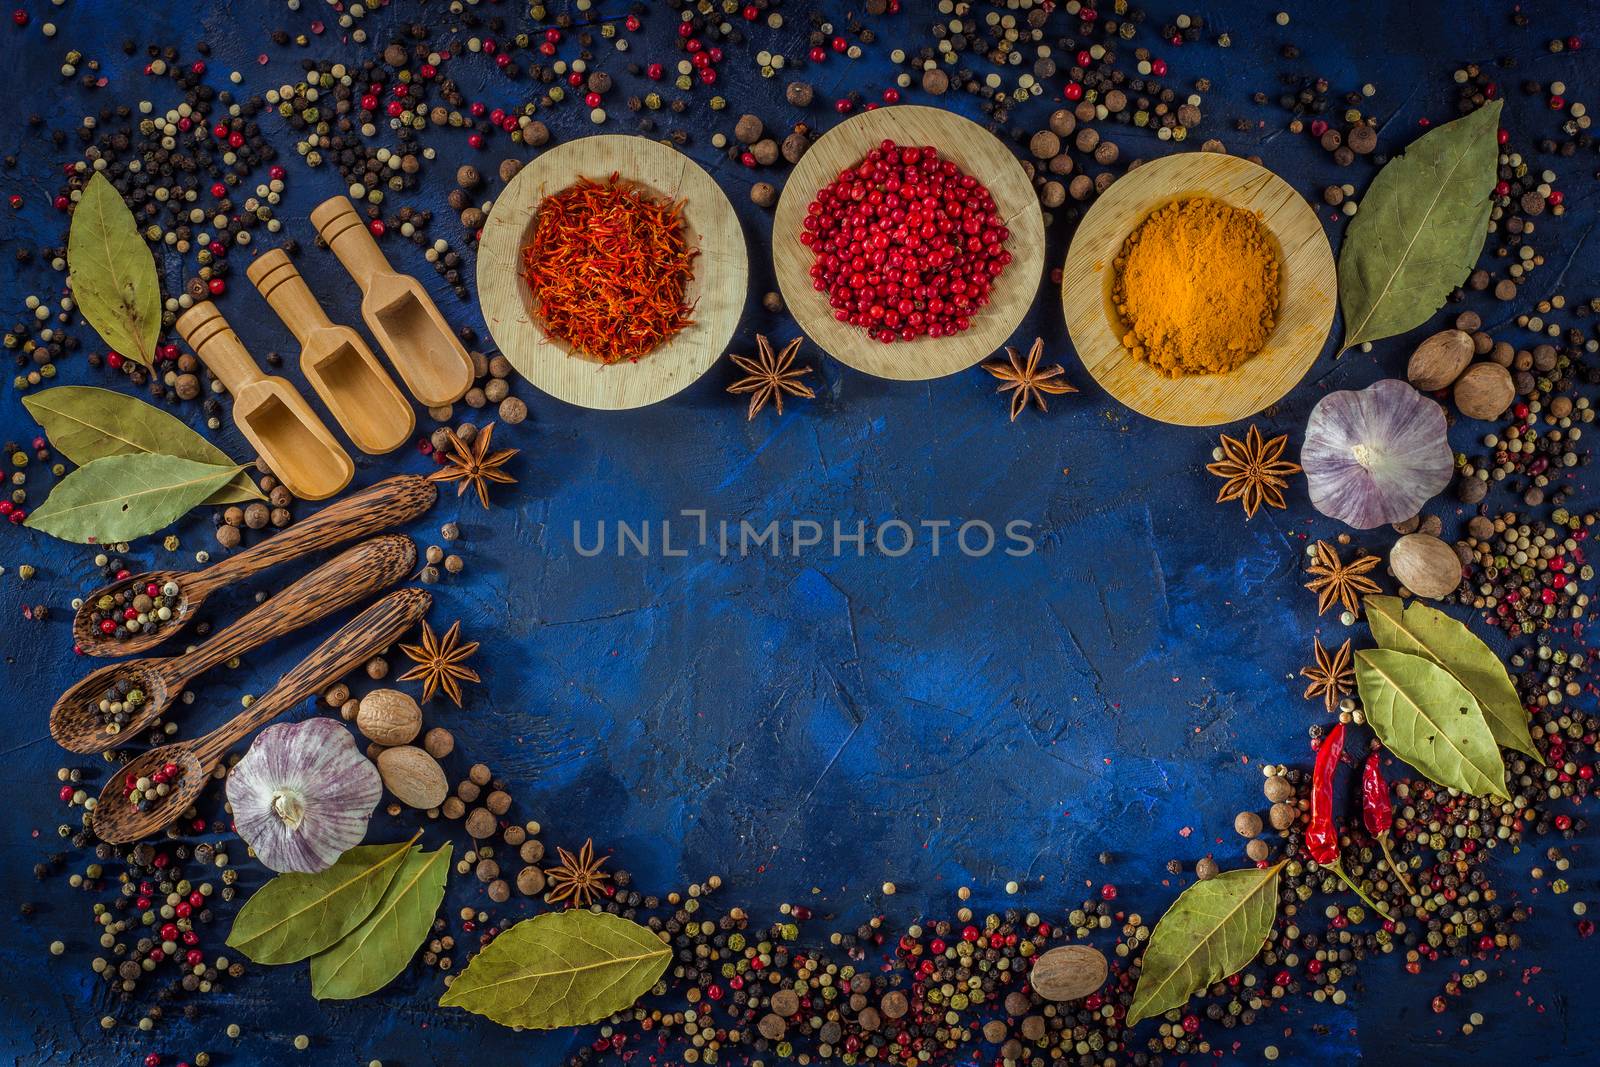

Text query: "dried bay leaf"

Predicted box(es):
[25, 454, 244, 544]
[1355, 648, 1508, 799]
[1338, 100, 1502, 350]
[22, 386, 262, 504]
[1127, 863, 1283, 1026]
[68, 172, 162, 368]
[309, 841, 450, 1000]
[227, 838, 417, 966]
[439, 909, 670, 1029]
[1365, 595, 1541, 763]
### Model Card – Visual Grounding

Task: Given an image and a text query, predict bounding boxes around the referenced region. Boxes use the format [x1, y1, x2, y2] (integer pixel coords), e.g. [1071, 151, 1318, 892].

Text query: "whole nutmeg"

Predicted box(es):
[1029, 945, 1107, 1002]
[1389, 532, 1462, 599]
[1406, 329, 1474, 391]
[356, 689, 423, 746]
[1028, 130, 1060, 159]
[1233, 811, 1263, 838]
[1453, 361, 1515, 421]
[377, 746, 448, 809]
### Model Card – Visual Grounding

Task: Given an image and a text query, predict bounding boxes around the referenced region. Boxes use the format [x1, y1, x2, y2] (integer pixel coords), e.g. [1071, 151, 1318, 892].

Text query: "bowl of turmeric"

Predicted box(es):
[1061, 152, 1335, 427]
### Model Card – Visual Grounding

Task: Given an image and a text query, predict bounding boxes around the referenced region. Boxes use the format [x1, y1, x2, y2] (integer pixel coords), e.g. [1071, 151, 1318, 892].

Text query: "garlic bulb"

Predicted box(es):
[1302, 379, 1453, 530]
[226, 718, 382, 874]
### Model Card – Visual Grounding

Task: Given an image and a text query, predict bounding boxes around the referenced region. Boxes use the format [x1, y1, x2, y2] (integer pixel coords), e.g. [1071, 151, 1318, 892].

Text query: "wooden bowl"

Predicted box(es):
[1061, 152, 1335, 426]
[772, 105, 1045, 381]
[478, 134, 747, 410]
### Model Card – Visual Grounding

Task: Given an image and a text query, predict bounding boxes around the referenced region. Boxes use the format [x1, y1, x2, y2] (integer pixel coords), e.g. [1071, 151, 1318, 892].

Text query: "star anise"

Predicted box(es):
[544, 838, 612, 907]
[727, 334, 815, 420]
[1304, 539, 1382, 617]
[430, 421, 518, 508]
[1300, 636, 1355, 714]
[1205, 424, 1301, 518]
[983, 337, 1077, 421]
[397, 619, 481, 706]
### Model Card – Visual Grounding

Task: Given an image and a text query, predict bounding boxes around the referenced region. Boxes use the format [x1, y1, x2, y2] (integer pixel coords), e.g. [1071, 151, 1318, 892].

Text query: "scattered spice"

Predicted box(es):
[1303, 539, 1382, 617]
[397, 620, 481, 707]
[520, 175, 697, 365]
[543, 838, 612, 908]
[1113, 198, 1279, 377]
[1205, 424, 1301, 518]
[1300, 636, 1355, 714]
[429, 422, 518, 509]
[725, 335, 815, 420]
[982, 337, 1077, 421]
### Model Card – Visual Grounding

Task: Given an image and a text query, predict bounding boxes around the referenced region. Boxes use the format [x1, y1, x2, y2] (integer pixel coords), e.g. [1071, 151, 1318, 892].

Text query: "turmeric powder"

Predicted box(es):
[1112, 197, 1280, 378]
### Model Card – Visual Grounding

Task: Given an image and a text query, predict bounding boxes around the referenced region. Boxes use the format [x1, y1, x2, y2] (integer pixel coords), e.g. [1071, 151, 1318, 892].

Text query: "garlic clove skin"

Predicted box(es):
[226, 717, 382, 874]
[1302, 379, 1453, 530]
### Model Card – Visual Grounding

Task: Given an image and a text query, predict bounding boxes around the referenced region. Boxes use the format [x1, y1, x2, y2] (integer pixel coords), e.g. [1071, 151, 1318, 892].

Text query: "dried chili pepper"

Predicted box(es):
[1307, 724, 1394, 921]
[520, 173, 698, 365]
[1362, 752, 1417, 896]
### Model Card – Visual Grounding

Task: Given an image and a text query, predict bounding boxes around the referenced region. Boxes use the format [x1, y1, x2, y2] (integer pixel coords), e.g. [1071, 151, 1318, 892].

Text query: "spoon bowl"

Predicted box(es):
[51, 659, 176, 754]
[91, 745, 209, 845]
[71, 570, 200, 657]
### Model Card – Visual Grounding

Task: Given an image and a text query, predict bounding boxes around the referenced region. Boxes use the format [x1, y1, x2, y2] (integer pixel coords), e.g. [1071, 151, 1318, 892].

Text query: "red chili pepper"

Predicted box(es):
[1306, 725, 1395, 921]
[1363, 752, 1417, 897]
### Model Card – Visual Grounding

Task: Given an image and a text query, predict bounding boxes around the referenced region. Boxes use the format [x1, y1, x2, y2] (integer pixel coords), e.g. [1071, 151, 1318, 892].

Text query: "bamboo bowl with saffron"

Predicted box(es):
[478, 134, 747, 411]
[772, 105, 1045, 381]
[1060, 152, 1336, 427]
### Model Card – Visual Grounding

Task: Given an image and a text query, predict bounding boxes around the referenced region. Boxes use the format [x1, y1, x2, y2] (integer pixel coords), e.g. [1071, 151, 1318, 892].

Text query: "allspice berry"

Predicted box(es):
[751, 182, 777, 208]
[456, 164, 481, 188]
[423, 726, 455, 759]
[465, 807, 498, 839]
[1195, 856, 1220, 879]
[1028, 130, 1060, 159]
[516, 866, 546, 896]
[734, 114, 764, 144]
[785, 81, 814, 107]
[1048, 109, 1076, 137]
[1233, 811, 1263, 838]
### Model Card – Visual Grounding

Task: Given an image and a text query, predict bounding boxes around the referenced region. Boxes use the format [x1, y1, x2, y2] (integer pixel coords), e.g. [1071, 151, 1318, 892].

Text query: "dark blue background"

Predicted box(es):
[2, 1, 1594, 1063]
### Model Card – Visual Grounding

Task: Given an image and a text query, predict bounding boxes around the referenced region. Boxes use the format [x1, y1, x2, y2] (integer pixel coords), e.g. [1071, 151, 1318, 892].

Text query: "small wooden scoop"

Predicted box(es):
[71, 475, 437, 657]
[310, 195, 474, 408]
[52, 535, 416, 754]
[176, 301, 354, 501]
[91, 587, 432, 845]
[247, 248, 414, 455]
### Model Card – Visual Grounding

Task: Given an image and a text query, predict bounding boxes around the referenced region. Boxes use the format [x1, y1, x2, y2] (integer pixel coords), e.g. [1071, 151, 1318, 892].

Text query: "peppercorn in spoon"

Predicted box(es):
[52, 535, 416, 754]
[90, 587, 432, 845]
[70, 475, 436, 657]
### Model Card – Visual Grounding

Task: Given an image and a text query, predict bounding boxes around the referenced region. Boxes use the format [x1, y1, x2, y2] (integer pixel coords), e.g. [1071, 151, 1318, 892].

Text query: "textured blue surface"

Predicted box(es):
[1, 1, 1597, 1064]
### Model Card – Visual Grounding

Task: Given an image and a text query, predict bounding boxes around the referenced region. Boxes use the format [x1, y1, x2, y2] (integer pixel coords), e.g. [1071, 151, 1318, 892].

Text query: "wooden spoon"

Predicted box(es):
[177, 300, 355, 501]
[310, 195, 474, 408]
[90, 587, 432, 845]
[247, 248, 415, 455]
[71, 475, 436, 657]
[52, 535, 416, 754]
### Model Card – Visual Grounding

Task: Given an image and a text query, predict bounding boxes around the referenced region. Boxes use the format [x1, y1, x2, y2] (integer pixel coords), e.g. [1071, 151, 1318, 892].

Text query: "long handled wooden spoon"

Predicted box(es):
[91, 587, 432, 845]
[52, 535, 416, 755]
[71, 474, 436, 658]
[247, 248, 415, 455]
[310, 196, 474, 408]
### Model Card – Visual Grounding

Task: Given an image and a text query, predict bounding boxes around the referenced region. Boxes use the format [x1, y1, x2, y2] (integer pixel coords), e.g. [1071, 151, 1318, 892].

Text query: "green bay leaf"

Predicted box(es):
[23, 386, 261, 504]
[1365, 595, 1541, 763]
[309, 842, 451, 1001]
[25, 453, 244, 544]
[68, 172, 162, 368]
[1127, 863, 1283, 1026]
[1355, 647, 1508, 799]
[227, 838, 416, 966]
[438, 909, 670, 1029]
[1338, 100, 1502, 350]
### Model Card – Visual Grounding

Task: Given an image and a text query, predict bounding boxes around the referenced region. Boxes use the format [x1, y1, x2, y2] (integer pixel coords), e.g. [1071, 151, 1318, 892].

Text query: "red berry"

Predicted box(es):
[1151, 58, 1168, 76]
[11, 9, 26, 27]
[369, 218, 386, 237]
[207, 278, 225, 296]
[107, 352, 124, 369]
[1063, 82, 1084, 102]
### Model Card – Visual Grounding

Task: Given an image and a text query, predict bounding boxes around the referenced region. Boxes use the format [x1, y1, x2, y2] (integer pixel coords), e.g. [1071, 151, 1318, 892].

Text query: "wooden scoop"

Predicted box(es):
[176, 301, 354, 501]
[247, 248, 414, 455]
[90, 587, 432, 845]
[71, 475, 437, 657]
[310, 195, 474, 408]
[52, 535, 415, 754]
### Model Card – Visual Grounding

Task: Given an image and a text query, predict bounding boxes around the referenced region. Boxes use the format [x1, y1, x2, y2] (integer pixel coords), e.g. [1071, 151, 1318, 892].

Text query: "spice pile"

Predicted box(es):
[87, 577, 183, 641]
[801, 140, 1012, 343]
[521, 175, 698, 365]
[1113, 197, 1280, 376]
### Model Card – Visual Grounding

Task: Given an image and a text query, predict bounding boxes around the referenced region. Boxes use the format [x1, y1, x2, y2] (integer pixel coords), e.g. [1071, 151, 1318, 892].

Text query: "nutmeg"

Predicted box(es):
[1389, 532, 1462, 600]
[1028, 945, 1108, 1002]
[356, 689, 422, 747]
[1453, 362, 1515, 421]
[377, 745, 449, 809]
[1406, 329, 1473, 392]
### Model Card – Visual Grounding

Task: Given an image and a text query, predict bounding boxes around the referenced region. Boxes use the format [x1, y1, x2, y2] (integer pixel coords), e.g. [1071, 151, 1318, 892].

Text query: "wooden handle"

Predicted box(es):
[193, 588, 432, 767]
[163, 535, 416, 684]
[175, 302, 263, 394]
[312, 196, 391, 290]
[248, 248, 332, 341]
[188, 475, 437, 598]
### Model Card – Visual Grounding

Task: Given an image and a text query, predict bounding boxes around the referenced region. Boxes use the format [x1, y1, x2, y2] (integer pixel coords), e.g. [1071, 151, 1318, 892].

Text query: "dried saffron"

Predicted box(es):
[521, 174, 698, 364]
